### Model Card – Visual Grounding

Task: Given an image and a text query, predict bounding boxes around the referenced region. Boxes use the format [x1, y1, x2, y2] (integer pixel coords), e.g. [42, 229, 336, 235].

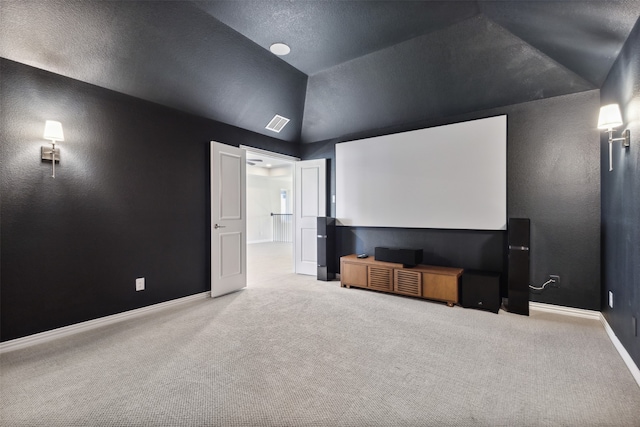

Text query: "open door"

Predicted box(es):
[211, 141, 247, 297]
[294, 159, 327, 275]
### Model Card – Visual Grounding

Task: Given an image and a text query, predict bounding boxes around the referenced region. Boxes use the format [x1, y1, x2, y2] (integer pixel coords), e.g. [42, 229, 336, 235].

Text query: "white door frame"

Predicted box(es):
[239, 146, 327, 277]
[240, 146, 300, 164]
[241, 146, 299, 271]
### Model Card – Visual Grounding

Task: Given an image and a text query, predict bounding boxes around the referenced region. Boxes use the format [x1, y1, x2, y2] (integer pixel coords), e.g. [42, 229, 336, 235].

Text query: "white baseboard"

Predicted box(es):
[530, 301, 640, 389]
[600, 315, 640, 389]
[529, 301, 601, 320]
[0, 291, 210, 354]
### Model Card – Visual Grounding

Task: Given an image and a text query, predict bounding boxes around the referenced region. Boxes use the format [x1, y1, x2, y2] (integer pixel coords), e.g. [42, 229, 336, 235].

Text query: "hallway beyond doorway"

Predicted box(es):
[247, 242, 293, 287]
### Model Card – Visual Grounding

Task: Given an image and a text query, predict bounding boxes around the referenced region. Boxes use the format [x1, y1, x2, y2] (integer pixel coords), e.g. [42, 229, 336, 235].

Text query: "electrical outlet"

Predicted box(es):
[609, 291, 614, 308]
[550, 275, 560, 288]
[136, 277, 145, 291]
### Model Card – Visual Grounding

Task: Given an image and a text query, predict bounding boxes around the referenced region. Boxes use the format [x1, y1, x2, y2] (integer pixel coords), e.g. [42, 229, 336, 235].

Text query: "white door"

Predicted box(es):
[294, 159, 327, 275]
[211, 141, 247, 297]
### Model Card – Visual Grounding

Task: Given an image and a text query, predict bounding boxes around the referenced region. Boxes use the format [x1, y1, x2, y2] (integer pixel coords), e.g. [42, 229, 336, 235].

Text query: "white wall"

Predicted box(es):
[247, 166, 292, 243]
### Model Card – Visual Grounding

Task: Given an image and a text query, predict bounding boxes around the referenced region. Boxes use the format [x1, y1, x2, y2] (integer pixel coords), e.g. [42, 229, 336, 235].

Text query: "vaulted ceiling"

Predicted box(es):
[1, 1, 639, 144]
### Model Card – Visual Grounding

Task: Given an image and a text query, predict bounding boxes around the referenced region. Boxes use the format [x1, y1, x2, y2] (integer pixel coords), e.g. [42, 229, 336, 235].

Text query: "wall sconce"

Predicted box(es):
[42, 120, 64, 178]
[597, 104, 630, 172]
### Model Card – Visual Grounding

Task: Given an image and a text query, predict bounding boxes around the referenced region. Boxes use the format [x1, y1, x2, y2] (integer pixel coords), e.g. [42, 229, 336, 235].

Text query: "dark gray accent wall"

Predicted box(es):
[3, 2, 637, 147]
[600, 18, 640, 367]
[479, 1, 640, 87]
[302, 90, 601, 310]
[195, 0, 480, 75]
[0, 1, 308, 142]
[301, 14, 594, 143]
[0, 59, 299, 342]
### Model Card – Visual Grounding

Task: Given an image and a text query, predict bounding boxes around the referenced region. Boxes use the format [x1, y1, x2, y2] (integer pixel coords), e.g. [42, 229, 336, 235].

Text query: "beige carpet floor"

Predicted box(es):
[1, 242, 639, 426]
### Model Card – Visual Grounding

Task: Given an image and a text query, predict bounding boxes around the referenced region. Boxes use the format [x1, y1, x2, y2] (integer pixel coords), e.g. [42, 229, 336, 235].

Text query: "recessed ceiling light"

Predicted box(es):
[266, 164, 272, 168]
[270, 43, 290, 56]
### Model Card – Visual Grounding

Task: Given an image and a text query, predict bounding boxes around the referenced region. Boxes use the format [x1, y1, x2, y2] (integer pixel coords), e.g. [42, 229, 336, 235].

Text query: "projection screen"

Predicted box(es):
[336, 115, 506, 230]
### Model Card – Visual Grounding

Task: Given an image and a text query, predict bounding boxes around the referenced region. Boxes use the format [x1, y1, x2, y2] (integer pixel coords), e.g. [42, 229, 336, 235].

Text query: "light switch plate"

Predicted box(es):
[608, 291, 613, 308]
[136, 277, 145, 291]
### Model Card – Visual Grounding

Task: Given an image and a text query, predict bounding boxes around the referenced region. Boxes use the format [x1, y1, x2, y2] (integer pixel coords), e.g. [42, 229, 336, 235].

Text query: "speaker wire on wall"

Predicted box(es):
[529, 277, 556, 291]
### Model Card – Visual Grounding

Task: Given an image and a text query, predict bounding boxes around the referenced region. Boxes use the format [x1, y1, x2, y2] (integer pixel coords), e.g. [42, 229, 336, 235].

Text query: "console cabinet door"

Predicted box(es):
[368, 266, 393, 291]
[342, 262, 368, 288]
[422, 273, 458, 303]
[394, 269, 422, 296]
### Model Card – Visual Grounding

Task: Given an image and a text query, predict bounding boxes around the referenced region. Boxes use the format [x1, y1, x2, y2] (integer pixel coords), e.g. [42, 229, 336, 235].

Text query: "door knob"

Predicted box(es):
[214, 224, 226, 229]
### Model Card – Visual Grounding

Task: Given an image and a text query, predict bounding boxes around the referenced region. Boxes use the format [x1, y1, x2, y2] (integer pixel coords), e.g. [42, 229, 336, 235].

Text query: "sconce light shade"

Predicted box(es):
[597, 103, 631, 172]
[597, 104, 623, 130]
[43, 120, 64, 141]
[42, 120, 64, 178]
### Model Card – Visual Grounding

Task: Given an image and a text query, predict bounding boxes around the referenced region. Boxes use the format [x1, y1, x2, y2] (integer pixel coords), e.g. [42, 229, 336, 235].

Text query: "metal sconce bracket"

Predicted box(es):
[621, 129, 630, 148]
[606, 129, 631, 172]
[609, 128, 631, 147]
[41, 145, 61, 162]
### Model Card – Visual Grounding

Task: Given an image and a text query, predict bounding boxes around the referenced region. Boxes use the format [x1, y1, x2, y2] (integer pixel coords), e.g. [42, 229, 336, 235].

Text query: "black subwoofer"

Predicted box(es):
[507, 218, 530, 316]
[317, 217, 336, 281]
[461, 270, 501, 314]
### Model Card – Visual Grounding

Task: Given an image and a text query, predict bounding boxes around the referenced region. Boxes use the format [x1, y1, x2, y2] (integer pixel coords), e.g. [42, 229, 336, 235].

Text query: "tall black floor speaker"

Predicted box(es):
[507, 218, 530, 315]
[317, 217, 336, 281]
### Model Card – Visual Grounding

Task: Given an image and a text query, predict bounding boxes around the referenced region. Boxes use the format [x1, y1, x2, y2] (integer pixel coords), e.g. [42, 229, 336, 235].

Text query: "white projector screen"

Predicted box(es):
[336, 115, 506, 230]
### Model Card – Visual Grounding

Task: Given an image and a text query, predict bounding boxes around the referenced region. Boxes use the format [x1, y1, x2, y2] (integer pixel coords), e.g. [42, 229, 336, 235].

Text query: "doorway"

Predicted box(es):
[243, 147, 297, 286]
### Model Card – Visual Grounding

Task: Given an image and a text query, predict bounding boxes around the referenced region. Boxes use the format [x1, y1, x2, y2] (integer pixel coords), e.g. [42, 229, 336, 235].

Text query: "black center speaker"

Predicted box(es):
[507, 218, 530, 316]
[374, 247, 423, 267]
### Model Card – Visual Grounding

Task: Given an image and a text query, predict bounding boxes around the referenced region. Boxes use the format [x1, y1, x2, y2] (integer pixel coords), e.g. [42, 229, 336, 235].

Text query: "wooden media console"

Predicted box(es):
[340, 254, 463, 306]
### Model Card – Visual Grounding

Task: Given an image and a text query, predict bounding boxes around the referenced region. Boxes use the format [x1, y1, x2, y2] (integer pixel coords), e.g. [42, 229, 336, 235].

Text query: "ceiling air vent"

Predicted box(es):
[266, 115, 290, 133]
